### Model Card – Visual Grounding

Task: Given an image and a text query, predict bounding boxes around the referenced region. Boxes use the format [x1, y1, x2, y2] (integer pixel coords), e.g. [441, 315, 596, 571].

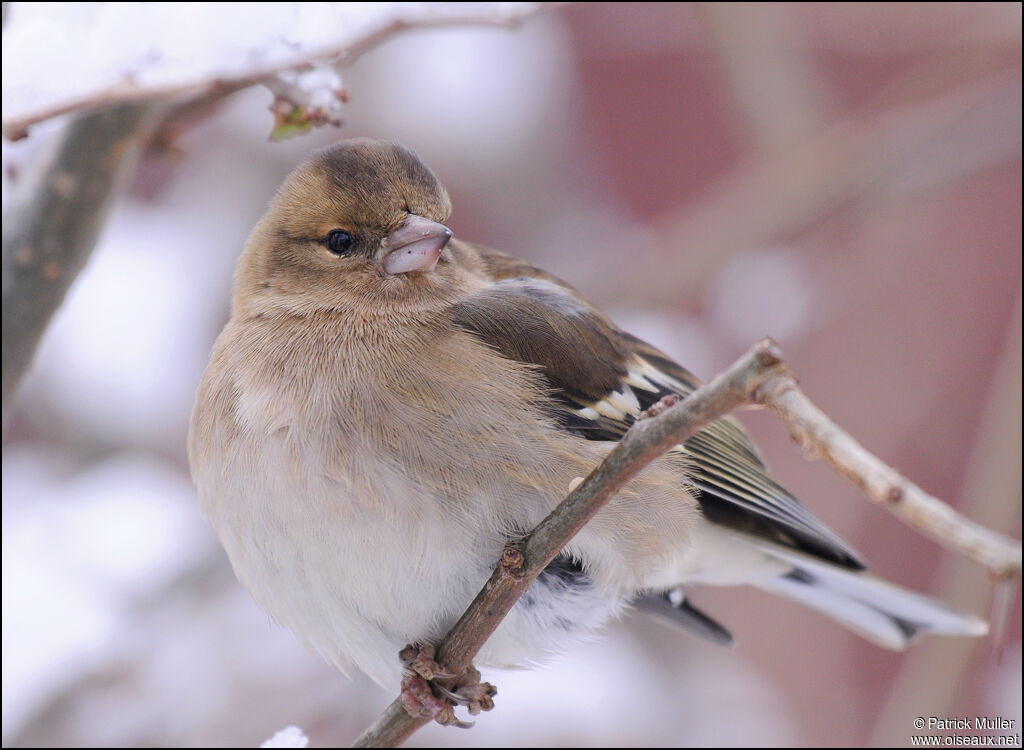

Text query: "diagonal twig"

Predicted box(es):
[350, 338, 1021, 747]
[754, 371, 1022, 579]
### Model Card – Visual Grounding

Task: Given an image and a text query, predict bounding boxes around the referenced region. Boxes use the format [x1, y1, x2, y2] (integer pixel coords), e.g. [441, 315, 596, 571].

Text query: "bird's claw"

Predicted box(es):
[398, 644, 497, 727]
[431, 664, 497, 715]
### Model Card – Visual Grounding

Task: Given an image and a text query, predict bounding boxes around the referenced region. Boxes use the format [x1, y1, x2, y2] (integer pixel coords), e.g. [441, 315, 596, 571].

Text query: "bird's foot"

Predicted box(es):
[399, 644, 497, 728]
[400, 671, 466, 728]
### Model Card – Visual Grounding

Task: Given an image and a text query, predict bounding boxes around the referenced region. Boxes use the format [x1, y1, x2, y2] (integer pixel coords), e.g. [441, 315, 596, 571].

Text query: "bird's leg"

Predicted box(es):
[399, 644, 497, 727]
[399, 643, 454, 680]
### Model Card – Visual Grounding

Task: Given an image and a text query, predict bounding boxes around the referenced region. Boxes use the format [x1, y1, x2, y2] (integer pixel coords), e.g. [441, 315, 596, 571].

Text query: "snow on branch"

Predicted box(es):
[1, 2, 550, 140]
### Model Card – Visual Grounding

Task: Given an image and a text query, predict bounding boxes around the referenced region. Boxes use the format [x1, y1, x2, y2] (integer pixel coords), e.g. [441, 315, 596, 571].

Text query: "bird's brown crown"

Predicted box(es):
[233, 139, 483, 318]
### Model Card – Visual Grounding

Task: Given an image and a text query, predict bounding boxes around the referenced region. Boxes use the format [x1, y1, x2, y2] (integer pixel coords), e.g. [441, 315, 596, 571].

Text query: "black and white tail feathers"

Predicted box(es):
[750, 540, 988, 649]
[641, 537, 988, 650]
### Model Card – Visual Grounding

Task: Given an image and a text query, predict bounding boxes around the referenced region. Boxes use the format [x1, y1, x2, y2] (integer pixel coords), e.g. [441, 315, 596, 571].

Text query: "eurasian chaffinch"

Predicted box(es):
[188, 139, 987, 698]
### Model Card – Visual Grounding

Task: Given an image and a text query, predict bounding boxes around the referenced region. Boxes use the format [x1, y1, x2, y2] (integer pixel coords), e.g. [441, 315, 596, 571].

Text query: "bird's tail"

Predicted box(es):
[750, 541, 989, 650]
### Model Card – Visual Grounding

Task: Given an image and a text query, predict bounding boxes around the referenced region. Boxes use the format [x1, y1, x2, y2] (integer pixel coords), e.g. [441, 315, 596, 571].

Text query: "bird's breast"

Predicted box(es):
[188, 313, 701, 683]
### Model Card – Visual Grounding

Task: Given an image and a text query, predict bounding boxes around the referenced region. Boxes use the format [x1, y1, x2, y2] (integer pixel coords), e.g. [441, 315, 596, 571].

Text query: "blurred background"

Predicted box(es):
[2, 2, 1021, 747]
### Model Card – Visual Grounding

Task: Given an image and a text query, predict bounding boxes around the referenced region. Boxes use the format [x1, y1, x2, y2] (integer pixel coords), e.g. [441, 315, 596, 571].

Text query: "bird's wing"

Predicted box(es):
[451, 244, 864, 569]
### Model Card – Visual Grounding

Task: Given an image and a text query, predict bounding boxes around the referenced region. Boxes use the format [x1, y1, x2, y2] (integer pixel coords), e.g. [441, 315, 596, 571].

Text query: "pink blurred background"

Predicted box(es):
[3, 3, 1020, 747]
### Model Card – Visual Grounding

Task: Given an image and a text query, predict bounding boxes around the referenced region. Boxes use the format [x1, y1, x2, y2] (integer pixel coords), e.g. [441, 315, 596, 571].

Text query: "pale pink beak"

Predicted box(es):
[381, 214, 452, 275]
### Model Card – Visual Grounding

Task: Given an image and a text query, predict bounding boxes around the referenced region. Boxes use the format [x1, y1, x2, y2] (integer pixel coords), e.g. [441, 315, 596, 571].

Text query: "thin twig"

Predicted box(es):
[753, 368, 1023, 579]
[350, 338, 1021, 747]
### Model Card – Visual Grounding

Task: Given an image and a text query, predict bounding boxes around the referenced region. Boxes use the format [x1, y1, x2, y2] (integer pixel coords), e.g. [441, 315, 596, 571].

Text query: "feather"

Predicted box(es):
[452, 246, 863, 569]
[748, 539, 989, 641]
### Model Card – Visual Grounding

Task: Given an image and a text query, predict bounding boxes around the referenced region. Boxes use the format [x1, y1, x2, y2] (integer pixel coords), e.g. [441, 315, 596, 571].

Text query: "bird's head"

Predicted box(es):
[236, 139, 480, 317]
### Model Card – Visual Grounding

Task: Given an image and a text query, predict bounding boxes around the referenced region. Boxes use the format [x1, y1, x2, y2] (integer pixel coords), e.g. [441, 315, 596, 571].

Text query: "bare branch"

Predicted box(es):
[350, 338, 1021, 747]
[2, 103, 158, 420]
[753, 369, 1023, 579]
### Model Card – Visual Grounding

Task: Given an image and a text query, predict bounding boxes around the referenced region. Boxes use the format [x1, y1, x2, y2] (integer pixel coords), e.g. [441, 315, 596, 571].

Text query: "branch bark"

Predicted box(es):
[1, 103, 158, 421]
[350, 338, 1022, 748]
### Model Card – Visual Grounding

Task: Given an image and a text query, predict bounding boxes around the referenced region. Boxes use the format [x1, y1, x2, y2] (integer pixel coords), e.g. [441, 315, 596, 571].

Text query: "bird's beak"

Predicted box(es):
[381, 214, 453, 275]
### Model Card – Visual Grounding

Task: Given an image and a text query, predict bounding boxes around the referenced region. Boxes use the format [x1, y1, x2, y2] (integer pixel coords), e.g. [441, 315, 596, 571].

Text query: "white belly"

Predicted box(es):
[195, 408, 629, 686]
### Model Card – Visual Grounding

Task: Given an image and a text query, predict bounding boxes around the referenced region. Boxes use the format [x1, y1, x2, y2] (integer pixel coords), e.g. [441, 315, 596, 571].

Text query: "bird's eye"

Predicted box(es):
[326, 229, 354, 255]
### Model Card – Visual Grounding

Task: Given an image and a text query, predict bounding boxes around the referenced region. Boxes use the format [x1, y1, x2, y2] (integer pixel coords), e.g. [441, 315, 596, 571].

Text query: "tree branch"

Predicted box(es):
[2, 3, 555, 141]
[1, 103, 158, 421]
[350, 338, 1021, 747]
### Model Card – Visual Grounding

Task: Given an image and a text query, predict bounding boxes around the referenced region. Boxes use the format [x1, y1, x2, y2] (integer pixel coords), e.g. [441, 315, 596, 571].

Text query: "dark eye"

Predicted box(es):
[326, 229, 353, 255]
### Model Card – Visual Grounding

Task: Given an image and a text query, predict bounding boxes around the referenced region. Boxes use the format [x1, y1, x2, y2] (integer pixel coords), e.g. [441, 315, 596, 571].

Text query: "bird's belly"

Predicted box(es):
[196, 417, 624, 686]
[200, 436, 483, 683]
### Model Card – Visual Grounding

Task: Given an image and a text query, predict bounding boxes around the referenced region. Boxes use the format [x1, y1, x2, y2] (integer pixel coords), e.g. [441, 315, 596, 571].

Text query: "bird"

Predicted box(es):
[188, 138, 988, 716]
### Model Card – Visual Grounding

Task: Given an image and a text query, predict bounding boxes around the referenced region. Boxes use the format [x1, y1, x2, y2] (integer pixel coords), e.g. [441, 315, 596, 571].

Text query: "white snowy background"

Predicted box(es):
[3, 3, 1021, 747]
